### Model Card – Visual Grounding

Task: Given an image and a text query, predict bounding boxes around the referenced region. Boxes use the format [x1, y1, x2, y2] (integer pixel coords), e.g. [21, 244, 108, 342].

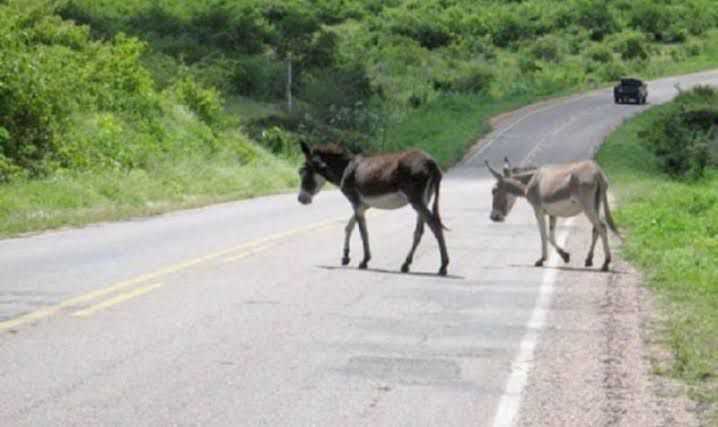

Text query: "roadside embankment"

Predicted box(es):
[597, 87, 718, 424]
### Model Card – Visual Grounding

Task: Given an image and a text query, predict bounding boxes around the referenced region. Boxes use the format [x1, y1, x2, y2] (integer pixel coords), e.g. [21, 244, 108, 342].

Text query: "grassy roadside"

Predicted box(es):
[0, 148, 298, 237]
[597, 106, 718, 421]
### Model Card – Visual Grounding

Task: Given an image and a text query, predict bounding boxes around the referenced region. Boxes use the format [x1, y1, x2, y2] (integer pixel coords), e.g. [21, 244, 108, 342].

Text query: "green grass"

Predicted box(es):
[597, 106, 718, 421]
[225, 95, 283, 125]
[0, 148, 298, 237]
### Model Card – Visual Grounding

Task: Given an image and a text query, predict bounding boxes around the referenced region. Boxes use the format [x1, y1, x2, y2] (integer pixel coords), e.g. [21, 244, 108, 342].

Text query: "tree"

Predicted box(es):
[264, 2, 335, 112]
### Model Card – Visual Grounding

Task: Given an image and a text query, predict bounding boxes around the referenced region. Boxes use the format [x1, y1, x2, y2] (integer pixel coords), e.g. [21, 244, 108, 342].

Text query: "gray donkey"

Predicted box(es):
[486, 157, 619, 271]
[298, 142, 449, 276]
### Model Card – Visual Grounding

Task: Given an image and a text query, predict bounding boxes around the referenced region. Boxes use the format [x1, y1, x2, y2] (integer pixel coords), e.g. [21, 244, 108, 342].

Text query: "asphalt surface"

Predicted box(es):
[2, 70, 718, 426]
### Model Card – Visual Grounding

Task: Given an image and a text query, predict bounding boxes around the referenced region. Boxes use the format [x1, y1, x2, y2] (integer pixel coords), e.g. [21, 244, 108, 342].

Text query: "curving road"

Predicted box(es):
[2, 70, 718, 426]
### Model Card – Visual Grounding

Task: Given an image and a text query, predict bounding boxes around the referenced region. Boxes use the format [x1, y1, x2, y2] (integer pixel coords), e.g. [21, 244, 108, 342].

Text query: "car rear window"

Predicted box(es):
[620, 79, 642, 86]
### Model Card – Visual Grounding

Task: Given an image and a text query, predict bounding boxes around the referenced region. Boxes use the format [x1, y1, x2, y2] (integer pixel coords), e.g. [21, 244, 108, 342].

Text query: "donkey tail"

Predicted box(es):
[599, 175, 621, 240]
[431, 167, 449, 231]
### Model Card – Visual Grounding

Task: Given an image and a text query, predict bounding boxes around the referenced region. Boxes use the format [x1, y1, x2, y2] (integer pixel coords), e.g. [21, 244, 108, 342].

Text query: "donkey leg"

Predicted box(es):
[401, 215, 425, 273]
[598, 221, 611, 272]
[354, 209, 371, 269]
[533, 210, 549, 267]
[585, 226, 599, 267]
[548, 216, 570, 263]
[342, 216, 356, 265]
[583, 208, 611, 272]
[414, 203, 449, 276]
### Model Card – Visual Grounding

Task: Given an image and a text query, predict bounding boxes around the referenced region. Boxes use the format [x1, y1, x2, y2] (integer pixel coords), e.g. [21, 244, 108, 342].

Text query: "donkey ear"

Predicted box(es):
[300, 141, 311, 157]
[503, 156, 511, 177]
[485, 160, 504, 181]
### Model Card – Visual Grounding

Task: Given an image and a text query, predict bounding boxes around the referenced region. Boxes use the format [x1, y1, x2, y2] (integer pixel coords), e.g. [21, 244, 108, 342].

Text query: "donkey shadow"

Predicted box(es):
[317, 265, 465, 280]
[507, 263, 629, 275]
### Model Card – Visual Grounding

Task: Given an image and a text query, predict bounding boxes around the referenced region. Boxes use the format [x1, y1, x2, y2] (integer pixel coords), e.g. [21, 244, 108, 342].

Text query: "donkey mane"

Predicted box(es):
[311, 143, 351, 156]
[308, 143, 355, 184]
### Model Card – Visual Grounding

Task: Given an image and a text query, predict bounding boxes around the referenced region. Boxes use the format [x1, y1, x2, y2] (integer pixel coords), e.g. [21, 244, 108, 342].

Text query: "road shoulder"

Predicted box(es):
[515, 217, 697, 426]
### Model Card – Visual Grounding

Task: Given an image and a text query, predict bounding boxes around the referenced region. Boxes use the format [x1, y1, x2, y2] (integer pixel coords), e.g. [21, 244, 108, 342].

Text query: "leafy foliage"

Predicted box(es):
[2, 0, 718, 184]
[639, 86, 718, 178]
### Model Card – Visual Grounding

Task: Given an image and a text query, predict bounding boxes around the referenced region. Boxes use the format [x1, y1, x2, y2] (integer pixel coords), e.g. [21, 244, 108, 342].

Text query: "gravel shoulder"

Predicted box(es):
[515, 214, 698, 427]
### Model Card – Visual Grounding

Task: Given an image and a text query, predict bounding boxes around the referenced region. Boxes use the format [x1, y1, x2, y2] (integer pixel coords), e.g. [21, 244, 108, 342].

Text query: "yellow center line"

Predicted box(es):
[72, 283, 165, 318]
[222, 243, 275, 263]
[0, 216, 346, 333]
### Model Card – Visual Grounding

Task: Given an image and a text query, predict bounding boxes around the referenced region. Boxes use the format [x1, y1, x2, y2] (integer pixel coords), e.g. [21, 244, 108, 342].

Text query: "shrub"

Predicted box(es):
[492, 10, 531, 48]
[610, 31, 649, 61]
[585, 44, 613, 63]
[640, 86, 718, 178]
[450, 63, 494, 93]
[685, 40, 704, 57]
[528, 34, 564, 62]
[166, 77, 224, 126]
[257, 126, 300, 158]
[595, 61, 627, 81]
[573, 0, 618, 41]
[629, 0, 672, 41]
[383, 5, 454, 49]
[663, 26, 688, 43]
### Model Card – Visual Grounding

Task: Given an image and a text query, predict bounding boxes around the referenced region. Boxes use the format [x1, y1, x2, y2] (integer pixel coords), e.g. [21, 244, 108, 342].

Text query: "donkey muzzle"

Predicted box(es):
[490, 211, 505, 222]
[298, 192, 312, 205]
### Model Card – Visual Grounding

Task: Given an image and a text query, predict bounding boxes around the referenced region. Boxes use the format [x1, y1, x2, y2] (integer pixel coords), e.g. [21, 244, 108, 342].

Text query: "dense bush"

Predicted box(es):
[572, 0, 619, 41]
[527, 35, 564, 62]
[640, 86, 718, 178]
[0, 6, 159, 179]
[610, 31, 650, 61]
[585, 44, 614, 63]
[166, 77, 224, 126]
[0, 3, 259, 182]
[3, 0, 718, 184]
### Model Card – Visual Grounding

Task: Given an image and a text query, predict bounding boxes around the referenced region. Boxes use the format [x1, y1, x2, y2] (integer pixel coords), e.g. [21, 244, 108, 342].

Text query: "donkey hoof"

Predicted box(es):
[341, 257, 351, 266]
[534, 259, 545, 267]
[401, 263, 410, 273]
[438, 266, 448, 276]
[358, 261, 369, 270]
[585, 259, 593, 267]
[601, 263, 610, 272]
[560, 251, 570, 263]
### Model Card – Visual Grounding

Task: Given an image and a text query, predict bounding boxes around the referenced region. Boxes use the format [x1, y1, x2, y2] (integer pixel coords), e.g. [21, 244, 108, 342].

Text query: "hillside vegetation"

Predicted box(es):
[598, 86, 718, 422]
[1, 0, 718, 234]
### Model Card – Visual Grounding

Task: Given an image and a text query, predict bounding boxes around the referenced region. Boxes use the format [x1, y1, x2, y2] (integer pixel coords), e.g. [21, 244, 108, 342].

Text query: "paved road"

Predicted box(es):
[2, 71, 717, 426]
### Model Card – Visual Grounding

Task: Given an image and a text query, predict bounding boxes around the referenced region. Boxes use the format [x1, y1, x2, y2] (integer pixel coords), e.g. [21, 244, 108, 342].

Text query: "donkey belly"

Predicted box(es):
[543, 198, 583, 217]
[361, 192, 409, 210]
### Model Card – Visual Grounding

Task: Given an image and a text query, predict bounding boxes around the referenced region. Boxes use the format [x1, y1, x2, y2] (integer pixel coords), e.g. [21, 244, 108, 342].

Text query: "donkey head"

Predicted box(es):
[298, 142, 329, 205]
[486, 157, 520, 222]
[297, 142, 352, 205]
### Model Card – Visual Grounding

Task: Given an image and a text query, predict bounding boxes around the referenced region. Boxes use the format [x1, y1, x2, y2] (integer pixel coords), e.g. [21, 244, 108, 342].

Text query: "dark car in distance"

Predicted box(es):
[614, 78, 647, 104]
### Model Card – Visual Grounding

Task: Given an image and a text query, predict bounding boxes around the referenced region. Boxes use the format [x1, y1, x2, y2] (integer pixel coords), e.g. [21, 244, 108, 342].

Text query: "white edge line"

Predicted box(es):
[491, 217, 577, 427]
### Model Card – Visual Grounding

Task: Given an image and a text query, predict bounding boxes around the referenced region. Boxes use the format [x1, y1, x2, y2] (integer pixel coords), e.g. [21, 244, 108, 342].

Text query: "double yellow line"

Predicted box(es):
[0, 217, 344, 333]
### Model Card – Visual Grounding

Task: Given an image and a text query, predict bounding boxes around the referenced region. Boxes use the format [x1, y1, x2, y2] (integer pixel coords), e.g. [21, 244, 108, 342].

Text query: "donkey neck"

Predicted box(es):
[510, 169, 537, 185]
[321, 153, 355, 186]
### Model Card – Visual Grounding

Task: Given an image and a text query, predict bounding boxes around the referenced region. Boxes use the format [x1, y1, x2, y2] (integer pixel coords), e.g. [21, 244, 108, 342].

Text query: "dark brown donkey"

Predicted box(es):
[297, 142, 449, 276]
